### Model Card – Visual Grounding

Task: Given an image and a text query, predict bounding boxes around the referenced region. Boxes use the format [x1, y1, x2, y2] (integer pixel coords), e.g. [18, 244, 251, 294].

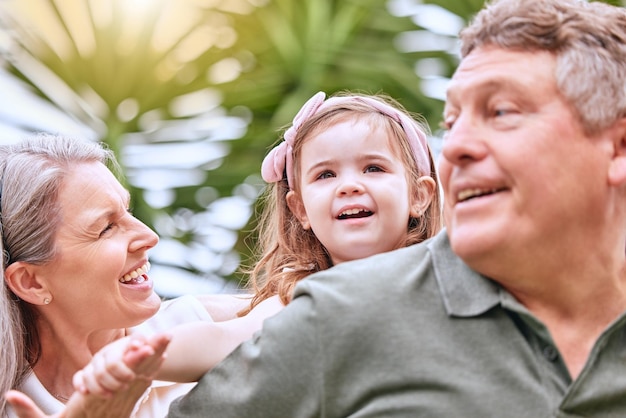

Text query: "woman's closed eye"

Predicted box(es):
[99, 223, 115, 237]
[99, 209, 132, 237]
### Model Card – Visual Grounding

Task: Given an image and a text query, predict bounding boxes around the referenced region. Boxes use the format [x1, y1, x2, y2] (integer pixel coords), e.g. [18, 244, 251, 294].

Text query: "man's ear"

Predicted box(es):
[609, 120, 626, 187]
[410, 176, 437, 218]
[286, 190, 311, 230]
[4, 262, 50, 305]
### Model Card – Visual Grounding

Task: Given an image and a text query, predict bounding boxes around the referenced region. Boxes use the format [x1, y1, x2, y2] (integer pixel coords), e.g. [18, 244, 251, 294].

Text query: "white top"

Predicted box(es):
[9, 295, 213, 418]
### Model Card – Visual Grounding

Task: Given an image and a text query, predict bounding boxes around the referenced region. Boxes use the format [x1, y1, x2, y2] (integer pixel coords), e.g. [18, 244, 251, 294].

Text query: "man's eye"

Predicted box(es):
[439, 116, 455, 130]
[493, 105, 519, 118]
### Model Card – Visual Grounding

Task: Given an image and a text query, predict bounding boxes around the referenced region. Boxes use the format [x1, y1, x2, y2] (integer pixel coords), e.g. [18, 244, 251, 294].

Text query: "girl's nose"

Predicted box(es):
[336, 176, 365, 196]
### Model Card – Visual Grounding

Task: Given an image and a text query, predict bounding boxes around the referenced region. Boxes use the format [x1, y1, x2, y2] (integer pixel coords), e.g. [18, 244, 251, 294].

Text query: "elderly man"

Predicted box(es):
[7, 0, 626, 416]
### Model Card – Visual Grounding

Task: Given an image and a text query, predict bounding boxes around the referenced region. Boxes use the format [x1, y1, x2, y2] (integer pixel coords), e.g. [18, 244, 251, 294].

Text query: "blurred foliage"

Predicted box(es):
[212, 0, 467, 281]
[3, 0, 618, 293]
[0, 0, 492, 292]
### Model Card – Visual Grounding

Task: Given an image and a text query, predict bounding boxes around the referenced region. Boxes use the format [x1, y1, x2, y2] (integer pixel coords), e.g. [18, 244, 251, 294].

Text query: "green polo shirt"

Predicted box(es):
[169, 230, 626, 417]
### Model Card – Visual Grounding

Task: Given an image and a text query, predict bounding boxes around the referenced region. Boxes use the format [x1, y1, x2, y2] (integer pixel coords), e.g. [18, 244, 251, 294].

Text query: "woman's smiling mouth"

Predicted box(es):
[119, 262, 150, 283]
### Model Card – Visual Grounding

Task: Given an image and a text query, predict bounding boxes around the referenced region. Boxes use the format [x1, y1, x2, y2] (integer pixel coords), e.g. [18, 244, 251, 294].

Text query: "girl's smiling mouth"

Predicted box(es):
[337, 208, 374, 220]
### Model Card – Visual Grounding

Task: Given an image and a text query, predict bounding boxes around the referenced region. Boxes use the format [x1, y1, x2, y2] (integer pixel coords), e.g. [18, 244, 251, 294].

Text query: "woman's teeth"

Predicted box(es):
[120, 262, 151, 283]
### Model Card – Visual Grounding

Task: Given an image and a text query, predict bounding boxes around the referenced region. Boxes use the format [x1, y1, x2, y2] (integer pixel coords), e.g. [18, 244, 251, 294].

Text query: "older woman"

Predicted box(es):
[0, 134, 249, 418]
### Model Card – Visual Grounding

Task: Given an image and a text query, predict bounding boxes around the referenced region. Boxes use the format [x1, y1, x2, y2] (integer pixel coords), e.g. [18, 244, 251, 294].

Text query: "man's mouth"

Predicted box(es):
[119, 262, 150, 284]
[338, 208, 373, 220]
[457, 188, 504, 202]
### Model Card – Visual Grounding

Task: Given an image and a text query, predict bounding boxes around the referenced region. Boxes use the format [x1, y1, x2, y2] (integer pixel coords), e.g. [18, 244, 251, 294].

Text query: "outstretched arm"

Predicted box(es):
[158, 294, 284, 382]
[194, 293, 253, 322]
[5, 333, 171, 418]
[74, 294, 284, 393]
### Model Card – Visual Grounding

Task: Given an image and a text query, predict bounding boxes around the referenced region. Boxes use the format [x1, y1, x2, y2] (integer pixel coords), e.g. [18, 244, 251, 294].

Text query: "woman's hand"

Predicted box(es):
[4, 391, 54, 418]
[5, 333, 171, 418]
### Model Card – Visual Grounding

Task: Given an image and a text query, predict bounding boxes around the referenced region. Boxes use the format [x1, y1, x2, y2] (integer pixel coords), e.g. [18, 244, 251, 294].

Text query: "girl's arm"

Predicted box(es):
[193, 293, 254, 321]
[158, 294, 284, 382]
[74, 295, 284, 395]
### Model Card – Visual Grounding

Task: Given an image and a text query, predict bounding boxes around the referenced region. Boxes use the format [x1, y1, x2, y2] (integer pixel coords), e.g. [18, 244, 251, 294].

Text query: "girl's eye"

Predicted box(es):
[364, 165, 384, 173]
[316, 171, 335, 180]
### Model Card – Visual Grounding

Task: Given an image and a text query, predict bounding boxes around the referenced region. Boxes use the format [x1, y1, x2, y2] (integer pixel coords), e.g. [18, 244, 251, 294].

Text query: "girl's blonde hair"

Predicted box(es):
[240, 92, 442, 315]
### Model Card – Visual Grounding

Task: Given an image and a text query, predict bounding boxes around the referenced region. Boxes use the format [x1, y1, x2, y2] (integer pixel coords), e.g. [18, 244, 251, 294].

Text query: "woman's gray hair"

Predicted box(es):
[0, 134, 117, 416]
[459, 0, 626, 134]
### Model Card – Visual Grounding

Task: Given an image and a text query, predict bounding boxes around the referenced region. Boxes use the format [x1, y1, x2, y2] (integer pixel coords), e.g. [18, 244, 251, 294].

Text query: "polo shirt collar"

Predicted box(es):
[427, 229, 502, 317]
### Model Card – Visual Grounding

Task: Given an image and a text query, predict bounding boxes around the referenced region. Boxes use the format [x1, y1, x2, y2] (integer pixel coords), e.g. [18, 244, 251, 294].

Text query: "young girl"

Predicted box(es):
[242, 90, 441, 314]
[66, 90, 443, 399]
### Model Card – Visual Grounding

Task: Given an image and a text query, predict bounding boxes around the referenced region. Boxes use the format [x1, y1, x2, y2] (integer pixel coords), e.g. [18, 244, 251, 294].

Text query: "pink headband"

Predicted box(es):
[261, 91, 432, 189]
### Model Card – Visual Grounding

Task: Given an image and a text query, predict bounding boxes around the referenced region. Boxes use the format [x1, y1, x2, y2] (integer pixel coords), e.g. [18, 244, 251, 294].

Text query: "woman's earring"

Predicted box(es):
[43, 297, 51, 305]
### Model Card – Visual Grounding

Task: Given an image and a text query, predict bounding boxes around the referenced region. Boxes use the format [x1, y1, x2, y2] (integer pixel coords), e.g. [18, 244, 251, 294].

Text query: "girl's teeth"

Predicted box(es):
[341, 208, 363, 216]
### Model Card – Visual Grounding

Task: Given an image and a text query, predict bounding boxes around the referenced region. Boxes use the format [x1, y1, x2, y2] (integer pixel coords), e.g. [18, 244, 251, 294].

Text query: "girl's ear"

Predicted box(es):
[410, 176, 437, 218]
[4, 262, 50, 305]
[286, 190, 311, 230]
[608, 118, 626, 186]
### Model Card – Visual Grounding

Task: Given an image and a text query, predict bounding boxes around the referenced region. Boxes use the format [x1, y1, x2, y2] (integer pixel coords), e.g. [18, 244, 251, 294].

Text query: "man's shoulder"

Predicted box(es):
[295, 231, 449, 302]
[329, 230, 449, 278]
[343, 241, 429, 271]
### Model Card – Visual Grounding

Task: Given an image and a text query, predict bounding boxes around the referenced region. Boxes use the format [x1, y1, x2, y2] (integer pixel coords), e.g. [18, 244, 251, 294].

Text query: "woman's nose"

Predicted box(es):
[128, 216, 159, 252]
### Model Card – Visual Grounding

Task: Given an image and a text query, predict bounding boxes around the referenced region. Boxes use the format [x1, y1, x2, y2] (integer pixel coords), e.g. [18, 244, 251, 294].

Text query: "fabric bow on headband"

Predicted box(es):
[261, 91, 431, 189]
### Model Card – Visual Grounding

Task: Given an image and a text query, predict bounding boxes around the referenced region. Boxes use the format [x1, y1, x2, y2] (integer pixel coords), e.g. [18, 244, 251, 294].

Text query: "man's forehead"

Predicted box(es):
[445, 48, 556, 103]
